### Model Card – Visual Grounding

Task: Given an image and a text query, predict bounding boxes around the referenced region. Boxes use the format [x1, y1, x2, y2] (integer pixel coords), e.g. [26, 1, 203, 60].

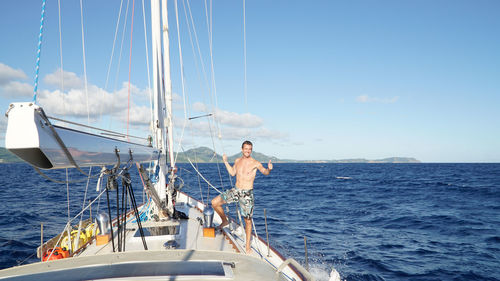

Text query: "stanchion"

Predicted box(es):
[304, 236, 309, 271]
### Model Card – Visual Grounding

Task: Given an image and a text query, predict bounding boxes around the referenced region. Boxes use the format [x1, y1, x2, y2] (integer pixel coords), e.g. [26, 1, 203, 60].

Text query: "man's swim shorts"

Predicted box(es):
[220, 187, 254, 219]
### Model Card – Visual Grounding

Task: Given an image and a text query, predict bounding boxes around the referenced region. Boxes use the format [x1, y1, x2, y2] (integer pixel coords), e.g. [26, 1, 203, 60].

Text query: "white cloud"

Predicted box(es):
[181, 103, 288, 142]
[39, 86, 121, 117]
[179, 121, 287, 141]
[0, 63, 27, 85]
[356, 95, 370, 103]
[217, 110, 263, 128]
[192, 102, 207, 112]
[356, 95, 399, 104]
[119, 104, 152, 125]
[37, 70, 152, 133]
[43, 68, 84, 89]
[251, 127, 289, 139]
[2, 81, 33, 98]
[0, 66, 290, 144]
[0, 63, 32, 98]
[192, 102, 263, 128]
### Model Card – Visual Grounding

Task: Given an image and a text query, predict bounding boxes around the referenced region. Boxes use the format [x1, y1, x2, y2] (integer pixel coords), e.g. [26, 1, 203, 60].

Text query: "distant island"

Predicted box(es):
[0, 147, 420, 164]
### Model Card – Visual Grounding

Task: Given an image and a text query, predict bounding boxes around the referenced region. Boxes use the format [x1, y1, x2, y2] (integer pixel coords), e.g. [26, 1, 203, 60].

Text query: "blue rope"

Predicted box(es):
[33, 0, 46, 103]
[151, 154, 161, 183]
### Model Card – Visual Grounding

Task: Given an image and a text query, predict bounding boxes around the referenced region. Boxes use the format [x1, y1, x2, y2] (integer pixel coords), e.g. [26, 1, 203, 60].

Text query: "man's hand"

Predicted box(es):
[223, 153, 228, 163]
[268, 160, 273, 171]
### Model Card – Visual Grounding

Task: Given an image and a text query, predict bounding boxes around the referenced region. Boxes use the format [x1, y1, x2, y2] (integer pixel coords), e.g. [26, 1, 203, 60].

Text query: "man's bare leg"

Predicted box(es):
[211, 196, 229, 229]
[244, 217, 252, 254]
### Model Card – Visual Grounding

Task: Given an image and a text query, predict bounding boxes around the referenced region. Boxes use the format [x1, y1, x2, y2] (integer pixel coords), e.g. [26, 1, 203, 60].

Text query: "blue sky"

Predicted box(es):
[0, 0, 499, 162]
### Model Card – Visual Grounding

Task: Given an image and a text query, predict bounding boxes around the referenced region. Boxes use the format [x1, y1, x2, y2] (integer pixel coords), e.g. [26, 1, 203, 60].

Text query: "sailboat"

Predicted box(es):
[0, 1, 317, 280]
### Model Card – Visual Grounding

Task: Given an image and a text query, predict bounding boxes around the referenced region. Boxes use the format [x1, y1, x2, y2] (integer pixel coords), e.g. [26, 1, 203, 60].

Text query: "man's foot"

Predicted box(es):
[216, 221, 229, 231]
[245, 247, 252, 254]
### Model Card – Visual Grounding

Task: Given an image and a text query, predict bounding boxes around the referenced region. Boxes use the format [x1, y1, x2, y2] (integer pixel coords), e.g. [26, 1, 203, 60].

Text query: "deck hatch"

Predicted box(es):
[134, 225, 179, 237]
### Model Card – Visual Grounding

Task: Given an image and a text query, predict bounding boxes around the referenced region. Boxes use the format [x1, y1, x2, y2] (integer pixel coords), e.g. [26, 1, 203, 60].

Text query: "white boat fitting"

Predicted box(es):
[5, 102, 158, 169]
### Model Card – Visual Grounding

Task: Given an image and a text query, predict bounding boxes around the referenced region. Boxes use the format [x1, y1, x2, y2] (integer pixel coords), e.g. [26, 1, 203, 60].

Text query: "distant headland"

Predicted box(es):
[0, 147, 420, 164]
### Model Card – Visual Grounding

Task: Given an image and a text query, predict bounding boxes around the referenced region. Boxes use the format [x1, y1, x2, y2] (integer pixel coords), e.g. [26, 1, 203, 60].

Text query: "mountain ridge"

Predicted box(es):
[0, 147, 420, 164]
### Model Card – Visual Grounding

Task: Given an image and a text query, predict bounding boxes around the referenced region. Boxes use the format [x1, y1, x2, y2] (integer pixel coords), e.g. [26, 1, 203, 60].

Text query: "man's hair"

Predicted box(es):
[242, 140, 253, 148]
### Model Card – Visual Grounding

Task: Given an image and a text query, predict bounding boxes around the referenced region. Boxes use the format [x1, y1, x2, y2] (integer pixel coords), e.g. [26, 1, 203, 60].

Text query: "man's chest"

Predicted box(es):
[236, 161, 257, 175]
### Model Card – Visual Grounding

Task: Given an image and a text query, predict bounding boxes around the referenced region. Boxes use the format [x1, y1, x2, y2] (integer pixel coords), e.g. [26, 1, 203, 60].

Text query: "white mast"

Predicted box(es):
[161, 0, 175, 170]
[151, 0, 175, 216]
[150, 0, 168, 208]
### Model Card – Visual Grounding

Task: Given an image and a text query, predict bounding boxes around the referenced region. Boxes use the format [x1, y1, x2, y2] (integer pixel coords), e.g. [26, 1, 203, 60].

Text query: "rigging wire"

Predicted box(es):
[182, 0, 233, 203]
[201, 0, 229, 195]
[174, 0, 188, 121]
[172, 0, 190, 166]
[127, 0, 137, 139]
[56, 0, 71, 223]
[180, 0, 208, 205]
[182, 147, 222, 194]
[32, 0, 46, 103]
[67, 189, 107, 226]
[141, 0, 154, 139]
[79, 0, 90, 126]
[79, 167, 93, 223]
[203, 0, 221, 138]
[243, 0, 248, 109]
[66, 169, 70, 221]
[183, 0, 233, 201]
[102, 0, 124, 120]
[179, 0, 229, 204]
[57, 0, 65, 112]
[32, 165, 102, 184]
[105, 0, 125, 90]
[110, 0, 131, 130]
[71, 166, 93, 251]
[183, 0, 211, 97]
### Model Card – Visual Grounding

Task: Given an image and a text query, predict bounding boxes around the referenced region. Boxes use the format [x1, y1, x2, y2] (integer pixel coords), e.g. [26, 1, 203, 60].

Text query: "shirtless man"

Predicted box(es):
[211, 140, 273, 254]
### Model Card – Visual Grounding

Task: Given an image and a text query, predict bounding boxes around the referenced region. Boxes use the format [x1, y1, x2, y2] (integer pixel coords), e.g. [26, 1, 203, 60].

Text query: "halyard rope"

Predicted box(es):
[32, 0, 46, 103]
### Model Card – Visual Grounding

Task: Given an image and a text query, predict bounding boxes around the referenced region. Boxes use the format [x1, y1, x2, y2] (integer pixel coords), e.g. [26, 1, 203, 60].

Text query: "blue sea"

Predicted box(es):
[0, 162, 499, 281]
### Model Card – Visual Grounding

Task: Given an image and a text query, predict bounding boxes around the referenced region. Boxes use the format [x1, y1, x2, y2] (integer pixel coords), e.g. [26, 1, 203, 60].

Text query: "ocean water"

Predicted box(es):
[0, 162, 499, 281]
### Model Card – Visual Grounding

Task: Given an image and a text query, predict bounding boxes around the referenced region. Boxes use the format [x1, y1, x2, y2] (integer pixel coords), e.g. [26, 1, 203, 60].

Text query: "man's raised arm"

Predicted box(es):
[258, 160, 273, 176]
[223, 154, 236, 176]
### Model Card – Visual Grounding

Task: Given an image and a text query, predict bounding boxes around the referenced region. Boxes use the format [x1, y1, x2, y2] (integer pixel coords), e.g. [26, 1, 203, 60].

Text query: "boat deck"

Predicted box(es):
[0, 193, 311, 281]
[0, 250, 287, 281]
[78, 202, 238, 256]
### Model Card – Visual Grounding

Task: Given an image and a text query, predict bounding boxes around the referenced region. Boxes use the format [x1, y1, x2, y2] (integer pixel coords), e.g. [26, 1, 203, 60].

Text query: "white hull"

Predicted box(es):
[5, 102, 159, 169]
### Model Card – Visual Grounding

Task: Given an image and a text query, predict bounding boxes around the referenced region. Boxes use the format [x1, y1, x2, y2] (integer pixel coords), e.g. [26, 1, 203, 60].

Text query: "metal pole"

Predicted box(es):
[40, 223, 43, 262]
[304, 236, 309, 271]
[264, 209, 270, 257]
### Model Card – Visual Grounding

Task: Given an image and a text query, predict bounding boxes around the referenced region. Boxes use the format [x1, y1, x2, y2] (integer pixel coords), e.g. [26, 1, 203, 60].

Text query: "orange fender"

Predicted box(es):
[42, 248, 64, 262]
